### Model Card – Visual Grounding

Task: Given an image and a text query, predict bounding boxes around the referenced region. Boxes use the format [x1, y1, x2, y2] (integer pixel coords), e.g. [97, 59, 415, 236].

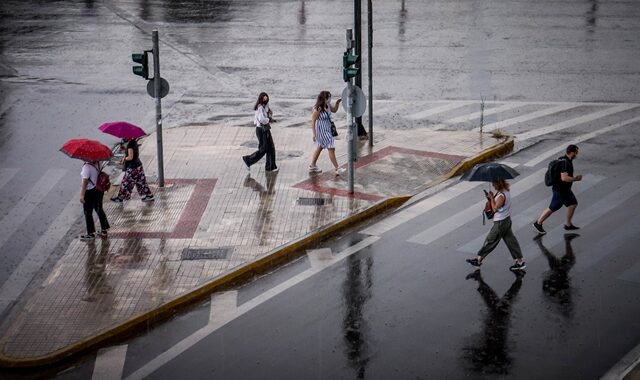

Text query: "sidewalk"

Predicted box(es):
[0, 121, 512, 367]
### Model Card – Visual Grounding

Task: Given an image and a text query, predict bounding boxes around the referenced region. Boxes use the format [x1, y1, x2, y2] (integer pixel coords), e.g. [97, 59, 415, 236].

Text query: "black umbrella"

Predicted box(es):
[461, 162, 519, 182]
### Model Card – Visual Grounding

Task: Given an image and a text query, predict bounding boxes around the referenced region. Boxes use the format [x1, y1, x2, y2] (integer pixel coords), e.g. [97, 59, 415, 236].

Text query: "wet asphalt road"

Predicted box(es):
[2, 0, 640, 284]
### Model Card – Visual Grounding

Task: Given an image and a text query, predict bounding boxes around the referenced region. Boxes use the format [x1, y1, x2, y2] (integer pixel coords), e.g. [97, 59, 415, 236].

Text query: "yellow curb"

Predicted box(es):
[446, 136, 515, 179]
[0, 195, 410, 369]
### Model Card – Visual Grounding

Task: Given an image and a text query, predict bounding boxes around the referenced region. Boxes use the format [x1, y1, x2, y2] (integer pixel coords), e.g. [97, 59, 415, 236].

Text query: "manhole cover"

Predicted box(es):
[181, 248, 232, 260]
[297, 197, 331, 206]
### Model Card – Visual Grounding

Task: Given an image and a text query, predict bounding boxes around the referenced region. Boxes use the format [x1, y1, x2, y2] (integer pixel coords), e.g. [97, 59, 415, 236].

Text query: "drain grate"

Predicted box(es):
[181, 248, 232, 261]
[297, 197, 331, 206]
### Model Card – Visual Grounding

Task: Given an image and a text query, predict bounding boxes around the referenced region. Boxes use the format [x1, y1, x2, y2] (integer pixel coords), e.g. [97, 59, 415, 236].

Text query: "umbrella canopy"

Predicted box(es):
[60, 138, 113, 162]
[98, 121, 147, 140]
[461, 162, 520, 182]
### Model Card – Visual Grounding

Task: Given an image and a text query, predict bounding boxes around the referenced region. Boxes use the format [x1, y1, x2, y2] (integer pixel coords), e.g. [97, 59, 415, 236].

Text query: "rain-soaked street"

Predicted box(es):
[1, 0, 640, 379]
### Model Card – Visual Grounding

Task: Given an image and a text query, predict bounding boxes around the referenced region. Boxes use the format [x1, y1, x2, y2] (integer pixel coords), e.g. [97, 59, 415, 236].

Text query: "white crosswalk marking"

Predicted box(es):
[407, 168, 546, 246]
[93, 345, 128, 380]
[0, 168, 66, 250]
[479, 104, 578, 132]
[457, 174, 604, 254]
[524, 115, 640, 167]
[406, 101, 474, 121]
[0, 168, 19, 190]
[0, 196, 79, 316]
[360, 180, 483, 236]
[523, 181, 640, 263]
[447, 102, 523, 124]
[209, 291, 238, 325]
[515, 104, 638, 141]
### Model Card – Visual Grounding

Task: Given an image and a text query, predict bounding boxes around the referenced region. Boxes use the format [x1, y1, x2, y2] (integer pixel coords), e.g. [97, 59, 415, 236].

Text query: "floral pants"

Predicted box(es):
[117, 166, 152, 200]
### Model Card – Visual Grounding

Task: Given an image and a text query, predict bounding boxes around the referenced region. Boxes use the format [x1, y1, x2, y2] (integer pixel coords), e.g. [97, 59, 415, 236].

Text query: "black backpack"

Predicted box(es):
[544, 157, 564, 187]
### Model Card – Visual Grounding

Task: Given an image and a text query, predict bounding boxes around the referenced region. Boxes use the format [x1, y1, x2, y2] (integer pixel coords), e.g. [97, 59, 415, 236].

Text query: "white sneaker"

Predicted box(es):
[335, 167, 346, 176]
[308, 165, 322, 173]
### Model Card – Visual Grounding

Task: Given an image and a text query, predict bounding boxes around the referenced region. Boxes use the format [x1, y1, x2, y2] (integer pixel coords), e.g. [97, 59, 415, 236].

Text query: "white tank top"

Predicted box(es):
[493, 190, 511, 221]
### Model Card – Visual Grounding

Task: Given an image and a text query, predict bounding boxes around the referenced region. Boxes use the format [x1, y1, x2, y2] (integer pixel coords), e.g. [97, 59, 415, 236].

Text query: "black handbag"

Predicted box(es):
[330, 121, 338, 137]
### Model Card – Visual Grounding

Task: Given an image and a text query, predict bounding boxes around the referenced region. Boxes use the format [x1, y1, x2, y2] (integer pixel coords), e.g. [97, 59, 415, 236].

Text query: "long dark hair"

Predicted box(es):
[313, 90, 330, 111]
[254, 92, 269, 110]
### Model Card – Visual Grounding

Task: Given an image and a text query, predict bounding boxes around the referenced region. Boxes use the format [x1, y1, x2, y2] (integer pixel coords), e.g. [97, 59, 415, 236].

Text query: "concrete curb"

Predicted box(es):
[0, 196, 410, 369]
[447, 136, 515, 179]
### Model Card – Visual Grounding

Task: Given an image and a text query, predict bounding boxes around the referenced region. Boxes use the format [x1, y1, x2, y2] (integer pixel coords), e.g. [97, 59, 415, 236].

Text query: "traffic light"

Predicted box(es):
[132, 51, 150, 79]
[343, 51, 359, 82]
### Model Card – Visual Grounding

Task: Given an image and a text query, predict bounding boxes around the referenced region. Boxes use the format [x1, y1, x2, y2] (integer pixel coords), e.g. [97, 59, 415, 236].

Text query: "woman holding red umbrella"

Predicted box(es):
[111, 137, 154, 203]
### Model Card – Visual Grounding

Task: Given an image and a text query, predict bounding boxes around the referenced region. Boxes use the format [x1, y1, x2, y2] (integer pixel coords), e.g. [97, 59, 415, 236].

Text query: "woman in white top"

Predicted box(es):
[79, 161, 110, 240]
[242, 92, 278, 172]
[466, 179, 525, 271]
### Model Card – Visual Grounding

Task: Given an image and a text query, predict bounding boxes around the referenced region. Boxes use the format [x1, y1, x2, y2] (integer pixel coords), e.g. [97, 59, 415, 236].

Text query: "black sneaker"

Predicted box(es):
[509, 261, 527, 271]
[564, 224, 580, 231]
[466, 258, 482, 267]
[79, 234, 95, 241]
[142, 195, 155, 202]
[97, 230, 108, 238]
[532, 222, 546, 235]
[110, 197, 124, 203]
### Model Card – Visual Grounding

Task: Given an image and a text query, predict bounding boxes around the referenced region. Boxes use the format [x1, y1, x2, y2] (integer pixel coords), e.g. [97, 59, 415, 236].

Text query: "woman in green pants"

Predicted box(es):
[466, 179, 526, 271]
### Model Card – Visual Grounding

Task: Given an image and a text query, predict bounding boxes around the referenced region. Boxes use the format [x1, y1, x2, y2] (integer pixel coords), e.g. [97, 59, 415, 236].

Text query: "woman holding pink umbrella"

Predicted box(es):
[98, 121, 154, 203]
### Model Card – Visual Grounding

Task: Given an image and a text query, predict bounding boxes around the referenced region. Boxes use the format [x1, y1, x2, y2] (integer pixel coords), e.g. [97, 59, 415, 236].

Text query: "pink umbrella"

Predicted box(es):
[98, 121, 147, 140]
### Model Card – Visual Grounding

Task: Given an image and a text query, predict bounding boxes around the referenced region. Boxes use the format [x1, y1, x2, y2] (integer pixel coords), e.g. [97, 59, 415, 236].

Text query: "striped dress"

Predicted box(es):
[314, 108, 335, 149]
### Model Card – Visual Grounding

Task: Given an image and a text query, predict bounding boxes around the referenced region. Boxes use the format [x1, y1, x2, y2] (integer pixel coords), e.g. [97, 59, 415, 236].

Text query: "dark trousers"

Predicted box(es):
[478, 217, 523, 260]
[83, 188, 110, 234]
[244, 127, 277, 171]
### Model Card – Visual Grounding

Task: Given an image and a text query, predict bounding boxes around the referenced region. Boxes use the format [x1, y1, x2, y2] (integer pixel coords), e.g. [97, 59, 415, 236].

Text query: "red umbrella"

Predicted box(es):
[60, 138, 113, 161]
[99, 121, 147, 140]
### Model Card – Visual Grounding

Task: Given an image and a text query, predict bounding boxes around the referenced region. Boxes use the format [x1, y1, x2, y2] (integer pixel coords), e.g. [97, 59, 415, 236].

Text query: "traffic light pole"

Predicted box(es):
[367, 0, 373, 147]
[354, 0, 364, 138]
[152, 30, 165, 187]
[346, 29, 356, 194]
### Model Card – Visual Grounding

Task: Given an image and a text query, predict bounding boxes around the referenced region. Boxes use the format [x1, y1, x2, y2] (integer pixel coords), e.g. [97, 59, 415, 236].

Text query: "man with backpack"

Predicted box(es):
[533, 144, 582, 235]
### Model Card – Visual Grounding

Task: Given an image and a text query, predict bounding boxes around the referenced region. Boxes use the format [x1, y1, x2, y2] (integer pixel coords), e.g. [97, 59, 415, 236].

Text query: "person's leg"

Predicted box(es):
[537, 208, 554, 224]
[245, 127, 267, 166]
[327, 148, 339, 169]
[83, 190, 96, 235]
[265, 131, 277, 171]
[476, 222, 504, 261]
[93, 190, 110, 231]
[310, 146, 323, 167]
[502, 224, 524, 262]
[564, 190, 578, 227]
[132, 167, 152, 197]
[116, 169, 135, 200]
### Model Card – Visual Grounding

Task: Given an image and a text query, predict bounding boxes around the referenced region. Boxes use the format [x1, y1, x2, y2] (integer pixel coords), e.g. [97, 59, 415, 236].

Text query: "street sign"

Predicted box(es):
[147, 77, 170, 99]
[341, 85, 366, 117]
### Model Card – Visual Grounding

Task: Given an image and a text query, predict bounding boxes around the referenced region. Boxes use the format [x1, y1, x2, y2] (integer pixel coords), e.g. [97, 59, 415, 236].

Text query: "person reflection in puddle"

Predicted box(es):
[243, 172, 278, 245]
[463, 270, 525, 375]
[83, 238, 113, 305]
[535, 233, 578, 319]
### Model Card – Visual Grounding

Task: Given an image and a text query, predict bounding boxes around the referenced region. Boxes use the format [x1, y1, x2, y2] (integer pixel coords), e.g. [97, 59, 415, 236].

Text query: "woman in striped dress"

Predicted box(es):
[309, 90, 346, 175]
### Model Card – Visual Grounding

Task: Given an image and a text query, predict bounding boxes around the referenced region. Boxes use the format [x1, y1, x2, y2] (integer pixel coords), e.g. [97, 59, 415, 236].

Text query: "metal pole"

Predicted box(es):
[152, 30, 165, 187]
[346, 29, 355, 194]
[354, 0, 365, 137]
[367, 0, 373, 147]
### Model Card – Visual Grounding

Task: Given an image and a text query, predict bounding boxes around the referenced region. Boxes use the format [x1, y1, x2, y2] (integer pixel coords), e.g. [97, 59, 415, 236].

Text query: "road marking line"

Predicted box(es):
[0, 168, 19, 191]
[92, 345, 128, 380]
[406, 168, 545, 246]
[524, 115, 640, 167]
[209, 291, 238, 325]
[457, 174, 604, 254]
[0, 168, 66, 250]
[516, 104, 638, 141]
[360, 181, 483, 236]
[524, 181, 640, 264]
[0, 196, 78, 316]
[406, 101, 474, 121]
[599, 337, 640, 380]
[479, 104, 577, 132]
[447, 103, 523, 124]
[307, 248, 333, 269]
[124, 236, 380, 380]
